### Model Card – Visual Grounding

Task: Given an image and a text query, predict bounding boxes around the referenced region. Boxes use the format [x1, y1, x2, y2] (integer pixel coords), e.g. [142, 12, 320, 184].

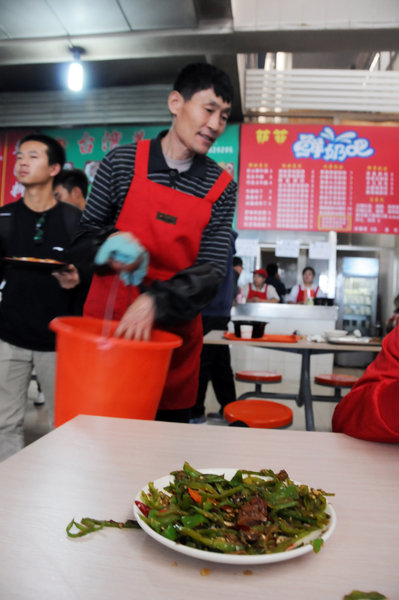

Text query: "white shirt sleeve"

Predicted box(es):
[266, 285, 280, 301]
[284, 285, 299, 303]
[241, 283, 249, 303]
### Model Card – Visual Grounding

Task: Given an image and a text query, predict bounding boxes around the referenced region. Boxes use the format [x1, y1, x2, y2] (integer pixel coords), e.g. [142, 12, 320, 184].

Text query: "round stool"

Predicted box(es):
[235, 371, 282, 401]
[314, 374, 358, 401]
[223, 399, 293, 429]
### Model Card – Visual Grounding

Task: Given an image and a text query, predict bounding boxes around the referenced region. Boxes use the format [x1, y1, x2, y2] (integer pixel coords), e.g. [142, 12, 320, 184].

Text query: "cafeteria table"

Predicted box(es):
[0, 415, 397, 600]
[203, 331, 382, 431]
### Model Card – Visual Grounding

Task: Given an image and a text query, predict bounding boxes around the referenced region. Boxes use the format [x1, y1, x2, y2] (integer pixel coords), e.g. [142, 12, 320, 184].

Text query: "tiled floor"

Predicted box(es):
[22, 365, 365, 451]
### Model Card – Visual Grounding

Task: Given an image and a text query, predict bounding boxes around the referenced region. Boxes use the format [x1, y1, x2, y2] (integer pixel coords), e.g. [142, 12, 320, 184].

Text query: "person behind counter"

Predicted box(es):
[265, 262, 286, 303]
[242, 269, 279, 303]
[285, 266, 326, 304]
[332, 325, 399, 443]
[66, 62, 237, 424]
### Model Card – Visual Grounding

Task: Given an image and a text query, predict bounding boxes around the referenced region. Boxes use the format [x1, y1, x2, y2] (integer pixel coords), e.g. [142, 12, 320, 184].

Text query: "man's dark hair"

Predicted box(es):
[266, 263, 278, 277]
[303, 266, 315, 277]
[53, 168, 89, 199]
[173, 63, 234, 104]
[18, 133, 66, 168]
[233, 256, 243, 268]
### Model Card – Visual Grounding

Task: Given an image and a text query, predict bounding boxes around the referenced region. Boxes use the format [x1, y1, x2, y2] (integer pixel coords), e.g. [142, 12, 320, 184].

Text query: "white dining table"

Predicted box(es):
[203, 330, 382, 431]
[1, 415, 398, 600]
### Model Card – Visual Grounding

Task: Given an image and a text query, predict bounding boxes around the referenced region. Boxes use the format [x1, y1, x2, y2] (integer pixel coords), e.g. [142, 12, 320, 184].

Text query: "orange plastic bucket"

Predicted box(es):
[50, 316, 182, 427]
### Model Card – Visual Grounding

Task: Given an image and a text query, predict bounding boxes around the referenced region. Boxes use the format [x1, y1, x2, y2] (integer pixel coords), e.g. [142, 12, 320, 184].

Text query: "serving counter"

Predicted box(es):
[231, 304, 338, 336]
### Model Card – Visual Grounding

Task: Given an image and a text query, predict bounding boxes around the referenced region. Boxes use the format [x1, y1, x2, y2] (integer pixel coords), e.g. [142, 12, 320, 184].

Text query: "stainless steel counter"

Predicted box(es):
[231, 304, 338, 336]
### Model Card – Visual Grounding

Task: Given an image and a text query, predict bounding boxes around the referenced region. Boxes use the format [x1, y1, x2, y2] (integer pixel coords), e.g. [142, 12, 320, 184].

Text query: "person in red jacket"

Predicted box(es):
[332, 326, 399, 443]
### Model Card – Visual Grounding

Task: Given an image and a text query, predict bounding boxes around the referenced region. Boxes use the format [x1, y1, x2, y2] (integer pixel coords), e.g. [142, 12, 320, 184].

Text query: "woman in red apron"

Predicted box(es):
[84, 140, 232, 418]
[286, 267, 324, 304]
[246, 269, 279, 303]
[296, 284, 319, 303]
[247, 284, 270, 301]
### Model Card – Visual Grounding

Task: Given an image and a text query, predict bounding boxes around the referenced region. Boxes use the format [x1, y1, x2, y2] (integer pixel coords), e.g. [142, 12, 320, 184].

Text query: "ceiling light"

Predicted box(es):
[68, 46, 85, 92]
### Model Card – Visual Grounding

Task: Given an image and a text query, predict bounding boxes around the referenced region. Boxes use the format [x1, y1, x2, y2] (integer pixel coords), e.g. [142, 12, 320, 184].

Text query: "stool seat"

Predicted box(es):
[315, 374, 358, 388]
[224, 399, 293, 429]
[235, 371, 282, 384]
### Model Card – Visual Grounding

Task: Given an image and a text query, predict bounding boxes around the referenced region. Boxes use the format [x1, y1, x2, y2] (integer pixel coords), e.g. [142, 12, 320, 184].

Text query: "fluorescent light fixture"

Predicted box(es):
[67, 46, 85, 92]
[68, 61, 83, 91]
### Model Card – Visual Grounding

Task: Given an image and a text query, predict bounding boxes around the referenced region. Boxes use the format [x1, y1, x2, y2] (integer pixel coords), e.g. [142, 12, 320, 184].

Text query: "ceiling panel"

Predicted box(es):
[1, 0, 399, 126]
[119, 0, 197, 30]
[47, 0, 129, 36]
[0, 0, 66, 38]
[232, 0, 399, 30]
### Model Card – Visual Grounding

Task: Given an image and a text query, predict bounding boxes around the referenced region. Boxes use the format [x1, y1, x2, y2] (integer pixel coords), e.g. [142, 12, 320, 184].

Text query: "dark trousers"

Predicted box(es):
[155, 407, 191, 423]
[190, 316, 236, 418]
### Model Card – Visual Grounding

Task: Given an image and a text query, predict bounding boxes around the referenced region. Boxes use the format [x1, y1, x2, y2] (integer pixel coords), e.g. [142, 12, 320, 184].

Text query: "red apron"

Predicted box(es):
[247, 283, 268, 301]
[296, 285, 319, 303]
[84, 139, 232, 410]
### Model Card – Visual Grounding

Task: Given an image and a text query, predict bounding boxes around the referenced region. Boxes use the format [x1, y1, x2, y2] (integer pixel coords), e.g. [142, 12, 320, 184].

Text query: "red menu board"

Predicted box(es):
[237, 124, 399, 234]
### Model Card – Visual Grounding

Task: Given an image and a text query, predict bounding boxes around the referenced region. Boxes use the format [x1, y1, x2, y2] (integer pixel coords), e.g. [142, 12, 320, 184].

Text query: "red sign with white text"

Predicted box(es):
[237, 123, 399, 234]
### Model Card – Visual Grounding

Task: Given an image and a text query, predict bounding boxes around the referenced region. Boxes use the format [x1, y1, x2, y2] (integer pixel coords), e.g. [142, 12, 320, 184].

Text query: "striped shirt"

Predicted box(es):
[80, 133, 237, 278]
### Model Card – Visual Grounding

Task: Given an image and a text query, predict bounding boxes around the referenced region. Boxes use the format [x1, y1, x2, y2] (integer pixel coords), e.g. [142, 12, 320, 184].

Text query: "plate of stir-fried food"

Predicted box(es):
[133, 462, 336, 565]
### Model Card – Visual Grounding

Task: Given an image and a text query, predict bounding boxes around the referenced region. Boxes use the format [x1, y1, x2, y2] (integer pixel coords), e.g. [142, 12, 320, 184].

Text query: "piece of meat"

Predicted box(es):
[237, 496, 268, 528]
[275, 470, 289, 481]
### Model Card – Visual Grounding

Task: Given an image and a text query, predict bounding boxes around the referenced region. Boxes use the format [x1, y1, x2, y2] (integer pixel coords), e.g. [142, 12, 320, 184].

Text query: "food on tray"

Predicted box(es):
[6, 256, 64, 264]
[135, 462, 334, 555]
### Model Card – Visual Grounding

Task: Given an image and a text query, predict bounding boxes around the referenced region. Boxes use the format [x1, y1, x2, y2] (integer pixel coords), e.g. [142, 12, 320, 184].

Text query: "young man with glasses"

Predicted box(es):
[0, 133, 83, 461]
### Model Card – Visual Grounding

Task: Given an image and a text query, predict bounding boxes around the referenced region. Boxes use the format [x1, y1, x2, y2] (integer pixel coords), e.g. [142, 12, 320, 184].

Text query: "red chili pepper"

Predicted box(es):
[135, 500, 151, 517]
[188, 488, 202, 503]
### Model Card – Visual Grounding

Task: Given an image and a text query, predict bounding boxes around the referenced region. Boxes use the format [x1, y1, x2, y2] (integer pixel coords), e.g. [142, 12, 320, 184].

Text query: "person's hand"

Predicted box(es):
[52, 264, 80, 289]
[114, 293, 155, 341]
[109, 252, 145, 274]
[95, 232, 149, 286]
[107, 232, 144, 272]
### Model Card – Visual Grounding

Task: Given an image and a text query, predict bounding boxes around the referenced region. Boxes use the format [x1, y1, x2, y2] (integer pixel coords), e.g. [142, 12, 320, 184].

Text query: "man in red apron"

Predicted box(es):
[70, 63, 237, 423]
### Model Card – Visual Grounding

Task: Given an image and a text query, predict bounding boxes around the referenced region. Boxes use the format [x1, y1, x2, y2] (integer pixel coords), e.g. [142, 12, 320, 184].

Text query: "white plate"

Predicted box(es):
[328, 336, 380, 346]
[133, 468, 336, 565]
[324, 330, 348, 340]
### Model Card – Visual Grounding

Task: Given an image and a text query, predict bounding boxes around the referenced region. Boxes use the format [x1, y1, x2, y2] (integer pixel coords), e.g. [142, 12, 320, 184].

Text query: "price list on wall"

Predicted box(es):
[237, 124, 399, 234]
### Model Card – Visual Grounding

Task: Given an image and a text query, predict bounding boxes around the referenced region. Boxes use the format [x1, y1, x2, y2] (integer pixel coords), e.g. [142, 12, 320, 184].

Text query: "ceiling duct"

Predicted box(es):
[245, 69, 399, 116]
[0, 85, 171, 128]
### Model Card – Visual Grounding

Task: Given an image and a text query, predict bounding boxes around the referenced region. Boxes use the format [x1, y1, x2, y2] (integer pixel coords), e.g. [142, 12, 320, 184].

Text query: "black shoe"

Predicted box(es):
[189, 415, 207, 424]
[206, 412, 225, 422]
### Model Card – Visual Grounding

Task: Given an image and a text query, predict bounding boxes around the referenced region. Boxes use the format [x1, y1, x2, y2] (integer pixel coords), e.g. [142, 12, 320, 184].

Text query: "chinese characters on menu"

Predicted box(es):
[238, 125, 398, 234]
